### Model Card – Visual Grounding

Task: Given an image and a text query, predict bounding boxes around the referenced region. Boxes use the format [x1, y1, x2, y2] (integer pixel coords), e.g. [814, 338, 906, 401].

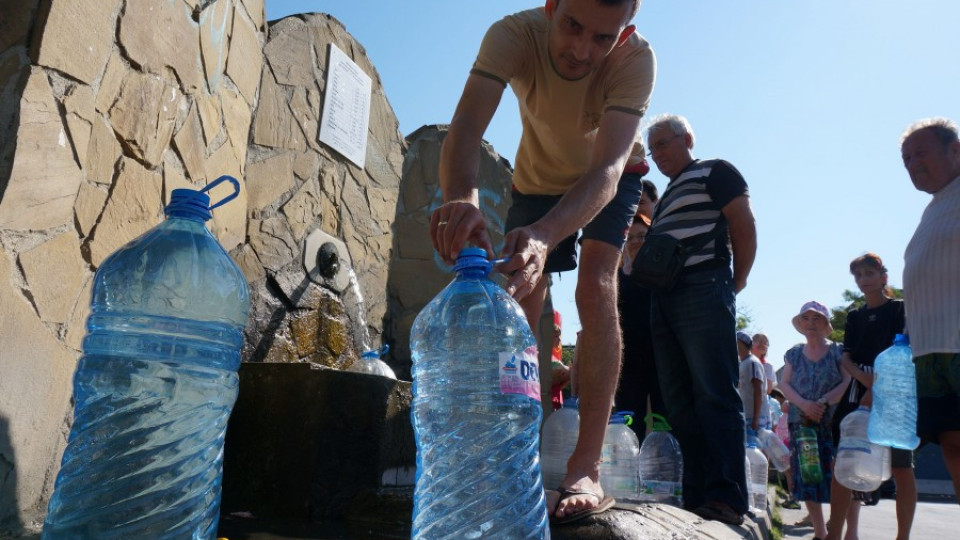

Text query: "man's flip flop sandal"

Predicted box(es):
[549, 486, 616, 525]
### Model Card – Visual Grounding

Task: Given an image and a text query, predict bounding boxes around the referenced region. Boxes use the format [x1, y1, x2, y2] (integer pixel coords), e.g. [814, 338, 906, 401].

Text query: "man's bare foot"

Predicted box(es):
[548, 472, 606, 519]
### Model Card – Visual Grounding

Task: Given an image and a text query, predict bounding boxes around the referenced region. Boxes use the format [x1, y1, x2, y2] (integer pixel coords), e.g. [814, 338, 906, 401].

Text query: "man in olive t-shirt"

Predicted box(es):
[430, 0, 655, 522]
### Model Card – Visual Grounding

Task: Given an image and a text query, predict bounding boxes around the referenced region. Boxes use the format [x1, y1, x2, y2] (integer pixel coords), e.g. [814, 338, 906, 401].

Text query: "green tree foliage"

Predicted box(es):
[736, 303, 753, 332]
[561, 345, 576, 366]
[829, 287, 904, 343]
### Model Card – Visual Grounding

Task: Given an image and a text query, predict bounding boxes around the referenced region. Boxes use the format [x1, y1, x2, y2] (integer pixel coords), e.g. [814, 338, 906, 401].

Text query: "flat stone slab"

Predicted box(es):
[550, 502, 770, 540]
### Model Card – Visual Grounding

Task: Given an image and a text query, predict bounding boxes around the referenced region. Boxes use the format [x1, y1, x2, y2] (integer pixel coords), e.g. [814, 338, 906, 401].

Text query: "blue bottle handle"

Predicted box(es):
[201, 175, 241, 211]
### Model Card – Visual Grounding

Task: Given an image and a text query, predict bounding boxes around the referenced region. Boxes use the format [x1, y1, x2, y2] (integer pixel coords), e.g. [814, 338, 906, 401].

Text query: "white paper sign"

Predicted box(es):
[318, 43, 372, 168]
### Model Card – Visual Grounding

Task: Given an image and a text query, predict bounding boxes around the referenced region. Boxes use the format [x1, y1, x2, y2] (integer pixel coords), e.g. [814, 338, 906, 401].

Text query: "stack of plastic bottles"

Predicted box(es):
[348, 344, 397, 379]
[541, 397, 580, 490]
[43, 177, 251, 539]
[836, 407, 891, 491]
[745, 432, 769, 511]
[599, 411, 641, 502]
[638, 413, 683, 506]
[868, 334, 921, 450]
[409, 248, 548, 539]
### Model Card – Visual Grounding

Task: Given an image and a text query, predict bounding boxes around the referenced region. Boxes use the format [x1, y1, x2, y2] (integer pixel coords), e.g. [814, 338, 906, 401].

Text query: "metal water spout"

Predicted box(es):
[303, 229, 350, 293]
[317, 242, 340, 279]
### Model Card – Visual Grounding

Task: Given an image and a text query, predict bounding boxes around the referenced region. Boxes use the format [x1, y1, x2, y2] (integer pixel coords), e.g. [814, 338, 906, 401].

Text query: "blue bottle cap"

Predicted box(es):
[453, 247, 493, 274]
[894, 333, 910, 346]
[609, 411, 634, 426]
[564, 397, 579, 410]
[165, 189, 212, 221]
[165, 175, 241, 222]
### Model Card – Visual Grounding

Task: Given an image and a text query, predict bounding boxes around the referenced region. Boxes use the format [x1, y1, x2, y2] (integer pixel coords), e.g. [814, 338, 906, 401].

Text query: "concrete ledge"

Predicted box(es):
[221, 362, 415, 526]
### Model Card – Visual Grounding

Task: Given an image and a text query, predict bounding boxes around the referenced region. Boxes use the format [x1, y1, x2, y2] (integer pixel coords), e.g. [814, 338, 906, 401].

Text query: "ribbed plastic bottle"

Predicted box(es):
[409, 248, 548, 539]
[745, 434, 769, 511]
[541, 397, 579, 491]
[868, 334, 920, 450]
[756, 428, 790, 472]
[637, 413, 683, 506]
[796, 421, 823, 485]
[43, 177, 251, 540]
[349, 344, 397, 379]
[599, 412, 641, 502]
[836, 407, 890, 491]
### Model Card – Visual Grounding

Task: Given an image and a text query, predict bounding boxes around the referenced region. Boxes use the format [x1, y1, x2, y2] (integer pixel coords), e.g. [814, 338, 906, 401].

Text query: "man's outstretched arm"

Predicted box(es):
[432, 74, 505, 263]
[501, 109, 641, 298]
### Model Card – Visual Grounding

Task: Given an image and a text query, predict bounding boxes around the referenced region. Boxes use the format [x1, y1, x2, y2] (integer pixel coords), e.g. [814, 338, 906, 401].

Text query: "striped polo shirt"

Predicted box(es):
[648, 159, 748, 271]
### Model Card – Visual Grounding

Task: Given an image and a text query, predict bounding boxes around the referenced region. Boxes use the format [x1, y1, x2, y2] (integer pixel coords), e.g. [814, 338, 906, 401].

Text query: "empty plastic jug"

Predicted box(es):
[638, 413, 683, 506]
[745, 435, 769, 511]
[43, 177, 251, 540]
[769, 396, 783, 427]
[868, 334, 920, 450]
[541, 397, 579, 490]
[409, 248, 548, 539]
[757, 428, 790, 472]
[349, 344, 397, 379]
[836, 407, 890, 491]
[600, 411, 641, 502]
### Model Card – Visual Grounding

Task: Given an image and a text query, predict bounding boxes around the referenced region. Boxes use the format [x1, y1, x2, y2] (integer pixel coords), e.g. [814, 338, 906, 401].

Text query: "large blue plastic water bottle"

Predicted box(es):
[868, 334, 920, 450]
[43, 177, 251, 539]
[409, 248, 549, 539]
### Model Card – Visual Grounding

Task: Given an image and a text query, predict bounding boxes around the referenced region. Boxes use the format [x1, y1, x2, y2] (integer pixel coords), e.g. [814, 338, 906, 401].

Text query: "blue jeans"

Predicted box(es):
[650, 267, 748, 514]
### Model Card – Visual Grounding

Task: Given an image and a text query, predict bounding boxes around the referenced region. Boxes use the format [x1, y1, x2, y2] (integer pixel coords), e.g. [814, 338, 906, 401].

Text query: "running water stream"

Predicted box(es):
[346, 268, 371, 352]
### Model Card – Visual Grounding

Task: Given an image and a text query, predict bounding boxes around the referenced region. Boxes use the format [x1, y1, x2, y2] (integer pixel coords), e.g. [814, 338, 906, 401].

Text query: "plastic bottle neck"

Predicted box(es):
[453, 248, 493, 278]
[165, 189, 212, 222]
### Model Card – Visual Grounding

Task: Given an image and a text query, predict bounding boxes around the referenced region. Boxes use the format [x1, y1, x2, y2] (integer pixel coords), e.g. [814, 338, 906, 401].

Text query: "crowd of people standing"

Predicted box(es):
[427, 0, 959, 531]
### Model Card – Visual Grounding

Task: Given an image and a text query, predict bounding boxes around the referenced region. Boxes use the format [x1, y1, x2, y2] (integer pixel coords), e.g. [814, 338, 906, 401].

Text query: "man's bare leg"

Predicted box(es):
[892, 465, 917, 540]
[551, 240, 622, 518]
[824, 476, 852, 540]
[939, 430, 960, 505]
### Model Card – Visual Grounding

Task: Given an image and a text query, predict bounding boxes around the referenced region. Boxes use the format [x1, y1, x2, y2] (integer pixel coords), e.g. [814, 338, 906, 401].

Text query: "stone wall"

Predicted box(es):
[240, 13, 404, 370]
[0, 0, 267, 530]
[0, 1, 407, 533]
[386, 125, 514, 376]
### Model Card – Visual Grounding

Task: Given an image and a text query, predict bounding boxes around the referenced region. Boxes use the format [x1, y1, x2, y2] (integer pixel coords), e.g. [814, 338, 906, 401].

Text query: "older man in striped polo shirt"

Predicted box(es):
[644, 113, 757, 525]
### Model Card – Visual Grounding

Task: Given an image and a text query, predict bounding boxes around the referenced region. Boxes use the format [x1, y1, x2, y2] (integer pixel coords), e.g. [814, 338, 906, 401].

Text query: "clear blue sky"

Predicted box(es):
[267, 1, 960, 371]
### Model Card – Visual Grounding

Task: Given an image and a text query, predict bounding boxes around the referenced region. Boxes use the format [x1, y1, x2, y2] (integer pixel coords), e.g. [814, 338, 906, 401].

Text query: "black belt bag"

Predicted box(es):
[628, 228, 722, 292]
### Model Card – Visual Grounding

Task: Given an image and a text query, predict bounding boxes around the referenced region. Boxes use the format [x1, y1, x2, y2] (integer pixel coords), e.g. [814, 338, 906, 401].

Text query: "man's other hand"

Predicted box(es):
[498, 225, 550, 300]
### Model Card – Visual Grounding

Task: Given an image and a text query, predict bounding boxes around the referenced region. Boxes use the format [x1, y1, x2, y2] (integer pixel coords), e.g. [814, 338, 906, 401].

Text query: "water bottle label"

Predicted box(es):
[499, 348, 541, 401]
[842, 439, 872, 454]
[612, 477, 638, 491]
[639, 480, 682, 497]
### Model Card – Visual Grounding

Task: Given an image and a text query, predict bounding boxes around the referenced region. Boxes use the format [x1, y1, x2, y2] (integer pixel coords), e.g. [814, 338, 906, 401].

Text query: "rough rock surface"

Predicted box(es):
[386, 125, 514, 377]
[0, 0, 265, 531]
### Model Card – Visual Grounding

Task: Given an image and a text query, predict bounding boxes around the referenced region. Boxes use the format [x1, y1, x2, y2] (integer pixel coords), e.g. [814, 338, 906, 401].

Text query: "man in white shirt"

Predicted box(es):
[900, 117, 960, 500]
